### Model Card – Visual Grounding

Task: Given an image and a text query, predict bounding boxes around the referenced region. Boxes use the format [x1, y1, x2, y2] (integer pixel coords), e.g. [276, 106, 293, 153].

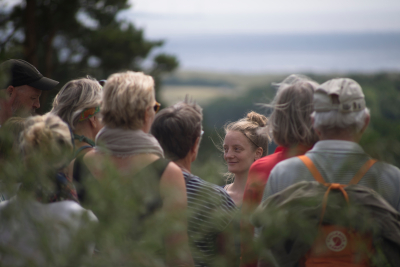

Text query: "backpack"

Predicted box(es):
[298, 155, 376, 267]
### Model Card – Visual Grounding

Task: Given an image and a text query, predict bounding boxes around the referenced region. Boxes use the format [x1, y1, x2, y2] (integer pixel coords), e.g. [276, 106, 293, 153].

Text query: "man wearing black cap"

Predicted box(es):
[0, 59, 59, 124]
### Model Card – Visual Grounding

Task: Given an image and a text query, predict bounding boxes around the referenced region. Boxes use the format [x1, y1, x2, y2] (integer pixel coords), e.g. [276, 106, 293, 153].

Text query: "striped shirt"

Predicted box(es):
[263, 140, 400, 212]
[182, 171, 237, 267]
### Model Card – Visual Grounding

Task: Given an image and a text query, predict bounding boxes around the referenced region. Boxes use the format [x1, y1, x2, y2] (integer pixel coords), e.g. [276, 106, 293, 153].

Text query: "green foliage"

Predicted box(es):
[0, 0, 178, 113]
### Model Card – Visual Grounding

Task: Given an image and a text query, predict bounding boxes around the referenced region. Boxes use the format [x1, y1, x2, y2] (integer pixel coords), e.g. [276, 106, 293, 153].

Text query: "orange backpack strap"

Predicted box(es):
[298, 155, 326, 184]
[298, 155, 349, 223]
[348, 159, 377, 185]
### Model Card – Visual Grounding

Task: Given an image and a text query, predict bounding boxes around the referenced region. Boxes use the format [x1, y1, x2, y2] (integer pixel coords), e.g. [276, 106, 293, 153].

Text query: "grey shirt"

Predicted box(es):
[262, 140, 400, 212]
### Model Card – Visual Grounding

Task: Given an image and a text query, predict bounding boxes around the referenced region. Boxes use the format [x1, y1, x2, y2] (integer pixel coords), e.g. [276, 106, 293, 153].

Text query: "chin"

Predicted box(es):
[227, 167, 239, 174]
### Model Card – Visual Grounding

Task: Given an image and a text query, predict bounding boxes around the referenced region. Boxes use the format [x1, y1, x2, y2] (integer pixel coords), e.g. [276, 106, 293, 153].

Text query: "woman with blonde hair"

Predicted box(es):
[84, 71, 194, 267]
[240, 75, 319, 267]
[221, 111, 269, 266]
[0, 113, 97, 266]
[223, 111, 270, 207]
[20, 114, 79, 203]
[50, 77, 103, 202]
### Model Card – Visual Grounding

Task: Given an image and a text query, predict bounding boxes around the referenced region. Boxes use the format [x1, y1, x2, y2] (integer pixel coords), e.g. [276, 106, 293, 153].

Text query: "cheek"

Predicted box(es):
[243, 151, 256, 164]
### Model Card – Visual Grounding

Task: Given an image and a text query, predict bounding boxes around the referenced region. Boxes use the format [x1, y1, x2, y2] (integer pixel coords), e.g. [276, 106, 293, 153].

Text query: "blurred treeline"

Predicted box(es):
[0, 0, 178, 111]
[190, 73, 400, 185]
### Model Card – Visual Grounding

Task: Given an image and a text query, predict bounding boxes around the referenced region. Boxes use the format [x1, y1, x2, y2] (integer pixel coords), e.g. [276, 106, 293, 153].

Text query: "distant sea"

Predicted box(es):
[154, 32, 400, 74]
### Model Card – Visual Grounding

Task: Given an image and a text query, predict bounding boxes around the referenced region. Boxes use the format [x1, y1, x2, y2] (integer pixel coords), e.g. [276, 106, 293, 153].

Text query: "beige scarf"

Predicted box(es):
[95, 127, 164, 158]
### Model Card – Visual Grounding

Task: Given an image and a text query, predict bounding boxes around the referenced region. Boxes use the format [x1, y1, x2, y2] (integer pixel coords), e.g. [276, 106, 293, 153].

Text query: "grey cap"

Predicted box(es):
[314, 78, 365, 113]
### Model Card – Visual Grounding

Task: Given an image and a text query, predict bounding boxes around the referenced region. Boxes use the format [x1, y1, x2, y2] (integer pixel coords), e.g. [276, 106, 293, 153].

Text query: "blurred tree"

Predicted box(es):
[0, 0, 178, 113]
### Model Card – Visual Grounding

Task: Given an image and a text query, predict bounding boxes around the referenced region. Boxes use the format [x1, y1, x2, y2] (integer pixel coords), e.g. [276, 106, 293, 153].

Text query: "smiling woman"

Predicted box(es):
[222, 111, 269, 207]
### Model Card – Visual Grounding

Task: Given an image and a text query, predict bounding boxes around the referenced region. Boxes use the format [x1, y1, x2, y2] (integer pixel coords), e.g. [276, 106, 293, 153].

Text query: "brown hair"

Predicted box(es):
[268, 81, 319, 147]
[151, 98, 202, 161]
[224, 111, 270, 157]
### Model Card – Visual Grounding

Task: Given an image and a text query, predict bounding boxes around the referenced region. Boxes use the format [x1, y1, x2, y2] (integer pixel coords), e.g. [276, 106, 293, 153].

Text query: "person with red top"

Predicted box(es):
[240, 75, 319, 267]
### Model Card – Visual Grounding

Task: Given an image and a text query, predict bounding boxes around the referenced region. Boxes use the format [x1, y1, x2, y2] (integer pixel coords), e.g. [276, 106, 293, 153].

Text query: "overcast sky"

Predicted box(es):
[124, 0, 400, 38]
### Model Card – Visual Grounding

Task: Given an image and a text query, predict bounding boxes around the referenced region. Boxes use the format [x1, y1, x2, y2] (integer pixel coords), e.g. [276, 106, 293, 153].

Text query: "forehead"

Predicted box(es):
[19, 85, 42, 96]
[224, 130, 250, 146]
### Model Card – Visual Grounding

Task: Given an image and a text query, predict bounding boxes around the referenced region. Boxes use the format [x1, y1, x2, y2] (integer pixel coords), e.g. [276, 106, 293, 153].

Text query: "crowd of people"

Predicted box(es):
[0, 58, 400, 267]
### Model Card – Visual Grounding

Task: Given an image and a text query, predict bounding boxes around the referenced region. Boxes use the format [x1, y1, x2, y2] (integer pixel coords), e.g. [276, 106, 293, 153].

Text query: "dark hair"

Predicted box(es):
[151, 99, 202, 161]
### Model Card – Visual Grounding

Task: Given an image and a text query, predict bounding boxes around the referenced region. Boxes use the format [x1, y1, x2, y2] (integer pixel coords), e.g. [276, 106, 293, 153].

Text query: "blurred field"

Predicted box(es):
[161, 71, 284, 106]
[161, 86, 236, 105]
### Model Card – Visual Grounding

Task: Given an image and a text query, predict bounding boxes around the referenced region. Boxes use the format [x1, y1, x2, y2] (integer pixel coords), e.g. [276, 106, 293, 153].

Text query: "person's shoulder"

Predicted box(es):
[163, 161, 182, 178]
[47, 201, 98, 223]
[252, 150, 286, 169]
[82, 149, 96, 162]
[185, 173, 223, 194]
[185, 174, 236, 209]
[374, 161, 400, 171]
[271, 155, 305, 174]
[373, 161, 400, 179]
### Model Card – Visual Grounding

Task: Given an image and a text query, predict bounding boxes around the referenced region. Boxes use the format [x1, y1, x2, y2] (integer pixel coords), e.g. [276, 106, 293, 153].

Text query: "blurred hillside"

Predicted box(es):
[162, 71, 400, 185]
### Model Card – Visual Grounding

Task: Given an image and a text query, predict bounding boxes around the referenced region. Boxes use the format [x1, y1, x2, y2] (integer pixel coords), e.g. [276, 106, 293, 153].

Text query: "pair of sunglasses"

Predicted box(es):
[98, 80, 106, 87]
[154, 102, 161, 113]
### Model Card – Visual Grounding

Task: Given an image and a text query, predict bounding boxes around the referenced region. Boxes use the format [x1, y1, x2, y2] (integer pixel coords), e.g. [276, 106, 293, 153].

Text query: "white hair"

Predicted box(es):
[51, 78, 102, 130]
[312, 108, 370, 133]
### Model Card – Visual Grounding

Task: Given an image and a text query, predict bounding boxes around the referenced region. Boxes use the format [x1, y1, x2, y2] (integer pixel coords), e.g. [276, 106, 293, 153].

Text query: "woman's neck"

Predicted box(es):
[225, 170, 249, 206]
[74, 134, 94, 148]
[74, 128, 95, 148]
[231, 171, 249, 192]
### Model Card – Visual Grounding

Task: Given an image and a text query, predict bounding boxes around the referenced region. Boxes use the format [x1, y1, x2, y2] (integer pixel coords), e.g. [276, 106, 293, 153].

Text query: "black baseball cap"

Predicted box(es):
[1, 59, 59, 91]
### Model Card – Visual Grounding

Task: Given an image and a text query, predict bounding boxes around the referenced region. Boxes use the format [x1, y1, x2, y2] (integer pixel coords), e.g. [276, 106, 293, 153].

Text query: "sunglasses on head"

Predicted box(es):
[98, 80, 106, 87]
[154, 102, 161, 113]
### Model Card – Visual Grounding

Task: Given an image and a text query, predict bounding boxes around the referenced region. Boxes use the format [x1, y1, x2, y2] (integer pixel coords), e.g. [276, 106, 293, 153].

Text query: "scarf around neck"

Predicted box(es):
[95, 127, 164, 158]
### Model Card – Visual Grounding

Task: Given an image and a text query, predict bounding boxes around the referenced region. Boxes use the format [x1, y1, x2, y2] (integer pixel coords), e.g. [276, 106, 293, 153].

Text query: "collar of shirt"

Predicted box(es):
[310, 140, 365, 154]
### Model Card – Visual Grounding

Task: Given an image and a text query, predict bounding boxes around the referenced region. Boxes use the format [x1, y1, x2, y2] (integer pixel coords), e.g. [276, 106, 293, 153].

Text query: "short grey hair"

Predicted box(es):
[312, 108, 370, 133]
[101, 71, 155, 130]
[50, 78, 102, 130]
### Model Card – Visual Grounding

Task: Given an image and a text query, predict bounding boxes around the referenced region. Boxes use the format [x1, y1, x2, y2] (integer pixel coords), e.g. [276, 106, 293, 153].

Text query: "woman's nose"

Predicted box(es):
[225, 149, 234, 158]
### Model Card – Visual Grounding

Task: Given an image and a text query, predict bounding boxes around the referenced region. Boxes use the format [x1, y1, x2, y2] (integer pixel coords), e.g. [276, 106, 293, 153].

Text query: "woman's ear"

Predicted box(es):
[88, 116, 96, 128]
[141, 106, 154, 133]
[191, 137, 201, 154]
[143, 106, 152, 124]
[254, 147, 263, 161]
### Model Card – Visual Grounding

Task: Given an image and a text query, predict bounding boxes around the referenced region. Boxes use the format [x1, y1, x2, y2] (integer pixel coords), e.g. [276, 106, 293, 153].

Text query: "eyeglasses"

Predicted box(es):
[154, 102, 161, 113]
